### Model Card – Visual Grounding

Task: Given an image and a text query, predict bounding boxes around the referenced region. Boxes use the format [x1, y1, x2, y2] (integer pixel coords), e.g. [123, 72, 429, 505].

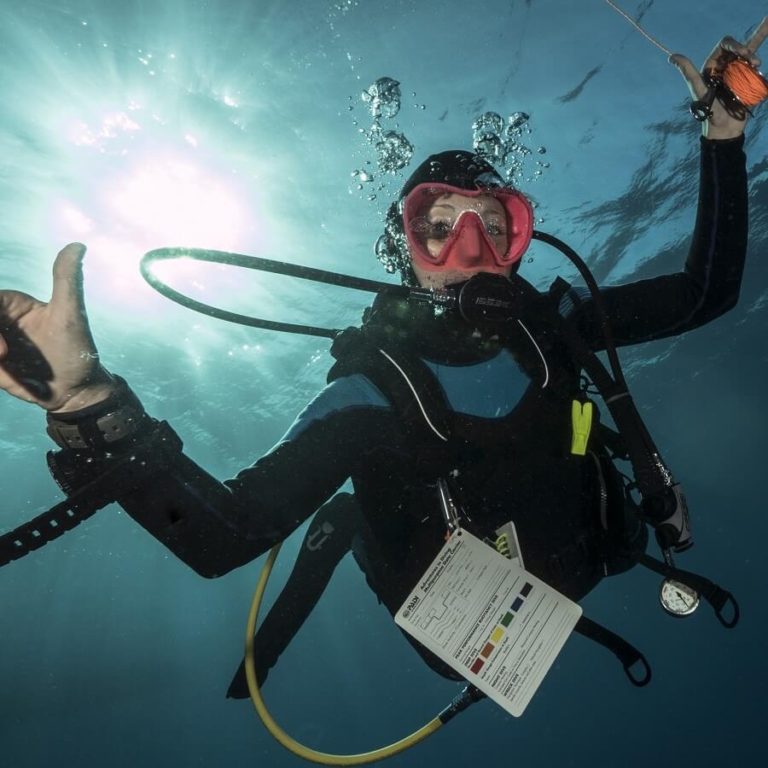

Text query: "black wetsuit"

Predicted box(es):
[47, 136, 748, 688]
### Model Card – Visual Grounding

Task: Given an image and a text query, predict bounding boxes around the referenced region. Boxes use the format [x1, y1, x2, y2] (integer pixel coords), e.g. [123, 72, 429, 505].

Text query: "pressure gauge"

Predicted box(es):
[659, 578, 700, 617]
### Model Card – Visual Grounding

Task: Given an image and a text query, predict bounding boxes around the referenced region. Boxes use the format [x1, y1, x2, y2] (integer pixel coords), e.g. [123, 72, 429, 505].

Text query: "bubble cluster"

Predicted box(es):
[332, 0, 359, 12]
[471, 110, 548, 185]
[351, 80, 551, 248]
[376, 230, 408, 274]
[508, 111, 529, 130]
[350, 167, 379, 200]
[472, 111, 505, 138]
[374, 130, 413, 173]
[350, 76, 415, 198]
[361, 77, 402, 119]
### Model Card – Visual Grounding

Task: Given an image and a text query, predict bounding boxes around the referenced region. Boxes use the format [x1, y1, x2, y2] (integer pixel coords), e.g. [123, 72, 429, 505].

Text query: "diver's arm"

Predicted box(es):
[0, 236, 388, 577]
[562, 23, 768, 347]
[45, 375, 391, 577]
[565, 133, 748, 348]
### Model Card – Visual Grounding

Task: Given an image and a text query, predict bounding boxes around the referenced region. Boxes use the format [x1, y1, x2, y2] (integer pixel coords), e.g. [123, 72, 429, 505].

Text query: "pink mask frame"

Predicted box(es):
[403, 182, 534, 271]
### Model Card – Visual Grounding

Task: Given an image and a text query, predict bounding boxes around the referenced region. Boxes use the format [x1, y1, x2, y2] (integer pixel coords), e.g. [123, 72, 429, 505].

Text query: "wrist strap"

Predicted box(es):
[46, 378, 149, 450]
[1, 421, 182, 567]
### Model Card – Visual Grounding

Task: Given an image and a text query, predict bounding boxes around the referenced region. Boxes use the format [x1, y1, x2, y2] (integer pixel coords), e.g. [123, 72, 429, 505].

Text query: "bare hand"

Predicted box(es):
[670, 17, 768, 139]
[0, 243, 117, 412]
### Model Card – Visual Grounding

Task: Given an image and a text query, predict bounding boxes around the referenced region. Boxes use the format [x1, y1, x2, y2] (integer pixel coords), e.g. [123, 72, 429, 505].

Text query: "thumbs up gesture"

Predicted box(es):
[0, 243, 117, 412]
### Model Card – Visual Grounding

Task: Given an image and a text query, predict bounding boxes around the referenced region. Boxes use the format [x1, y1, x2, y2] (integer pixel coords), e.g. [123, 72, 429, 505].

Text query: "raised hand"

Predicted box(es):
[670, 16, 768, 139]
[0, 243, 117, 412]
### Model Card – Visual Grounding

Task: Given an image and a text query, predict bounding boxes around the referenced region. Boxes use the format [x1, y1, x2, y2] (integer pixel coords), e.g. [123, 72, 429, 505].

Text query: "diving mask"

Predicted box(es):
[403, 183, 534, 274]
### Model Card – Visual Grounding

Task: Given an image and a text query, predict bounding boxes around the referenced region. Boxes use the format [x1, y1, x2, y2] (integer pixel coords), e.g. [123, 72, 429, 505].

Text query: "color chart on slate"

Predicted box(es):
[470, 581, 533, 675]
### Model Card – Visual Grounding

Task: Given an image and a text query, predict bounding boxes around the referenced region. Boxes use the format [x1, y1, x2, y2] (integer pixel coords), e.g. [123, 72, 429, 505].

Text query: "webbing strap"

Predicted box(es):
[557, 318, 669, 500]
[0, 421, 182, 568]
[0, 459, 129, 566]
[546, 276, 672, 500]
[575, 615, 652, 687]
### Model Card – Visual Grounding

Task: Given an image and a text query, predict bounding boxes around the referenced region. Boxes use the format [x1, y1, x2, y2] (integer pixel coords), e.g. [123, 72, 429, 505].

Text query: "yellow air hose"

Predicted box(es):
[245, 543, 473, 765]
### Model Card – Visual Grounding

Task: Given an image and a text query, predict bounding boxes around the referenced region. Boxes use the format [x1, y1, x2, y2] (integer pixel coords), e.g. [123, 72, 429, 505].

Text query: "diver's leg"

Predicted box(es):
[227, 492, 361, 698]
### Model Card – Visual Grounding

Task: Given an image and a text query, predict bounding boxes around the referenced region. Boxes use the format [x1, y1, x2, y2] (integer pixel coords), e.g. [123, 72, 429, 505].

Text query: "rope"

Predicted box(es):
[602, 0, 672, 56]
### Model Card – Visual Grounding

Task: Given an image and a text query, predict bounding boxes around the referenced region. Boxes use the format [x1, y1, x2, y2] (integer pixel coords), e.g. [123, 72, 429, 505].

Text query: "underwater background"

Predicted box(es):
[1, 0, 766, 765]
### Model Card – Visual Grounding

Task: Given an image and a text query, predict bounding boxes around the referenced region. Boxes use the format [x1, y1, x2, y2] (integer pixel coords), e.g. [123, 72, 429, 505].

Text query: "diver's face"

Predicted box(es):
[409, 192, 512, 289]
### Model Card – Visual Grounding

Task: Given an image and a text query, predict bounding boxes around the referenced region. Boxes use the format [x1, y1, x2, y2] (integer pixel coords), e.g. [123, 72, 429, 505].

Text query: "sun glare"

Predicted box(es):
[109, 156, 246, 249]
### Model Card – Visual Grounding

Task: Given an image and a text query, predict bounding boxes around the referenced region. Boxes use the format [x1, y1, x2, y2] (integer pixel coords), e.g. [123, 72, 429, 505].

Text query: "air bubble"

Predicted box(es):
[375, 130, 413, 173]
[508, 112, 530, 129]
[473, 133, 502, 161]
[472, 112, 505, 137]
[362, 77, 401, 118]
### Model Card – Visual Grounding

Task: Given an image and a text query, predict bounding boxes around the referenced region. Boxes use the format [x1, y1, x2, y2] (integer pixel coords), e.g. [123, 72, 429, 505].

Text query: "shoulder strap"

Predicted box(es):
[541, 279, 684, 513]
[329, 326, 454, 444]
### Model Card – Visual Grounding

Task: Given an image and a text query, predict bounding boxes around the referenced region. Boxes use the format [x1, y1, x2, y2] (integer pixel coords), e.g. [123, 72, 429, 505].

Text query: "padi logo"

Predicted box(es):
[402, 595, 420, 619]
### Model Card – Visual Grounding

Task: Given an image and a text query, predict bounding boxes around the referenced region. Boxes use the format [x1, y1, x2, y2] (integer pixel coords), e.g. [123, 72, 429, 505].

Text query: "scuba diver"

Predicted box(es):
[0, 25, 764, 710]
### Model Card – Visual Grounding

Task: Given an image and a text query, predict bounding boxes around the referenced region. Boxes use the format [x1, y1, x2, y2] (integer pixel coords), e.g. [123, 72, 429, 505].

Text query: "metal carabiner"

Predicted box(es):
[437, 478, 462, 538]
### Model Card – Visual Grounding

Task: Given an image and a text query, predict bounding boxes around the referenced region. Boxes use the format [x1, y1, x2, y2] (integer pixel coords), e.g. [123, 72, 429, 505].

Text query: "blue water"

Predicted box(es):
[1, 1, 766, 766]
